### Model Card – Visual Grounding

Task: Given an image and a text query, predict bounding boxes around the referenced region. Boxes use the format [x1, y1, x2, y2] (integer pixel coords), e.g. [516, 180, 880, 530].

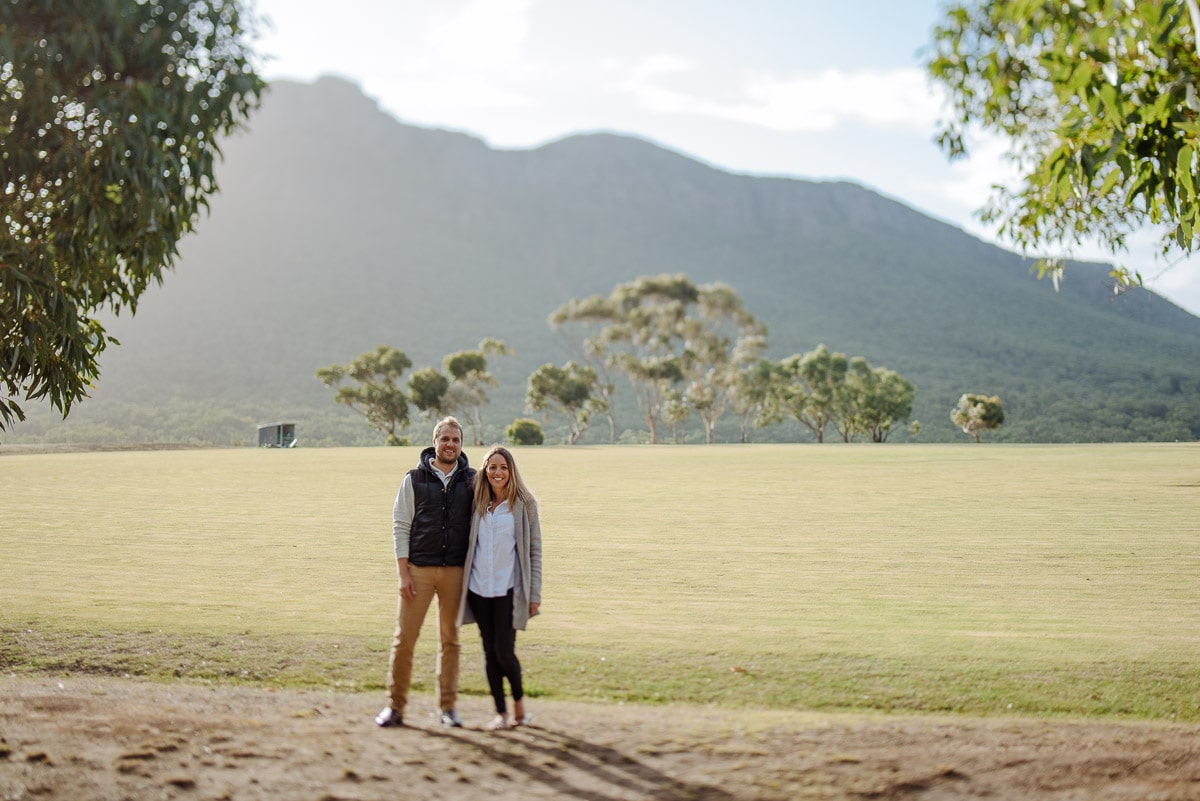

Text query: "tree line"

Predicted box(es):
[318, 274, 923, 445]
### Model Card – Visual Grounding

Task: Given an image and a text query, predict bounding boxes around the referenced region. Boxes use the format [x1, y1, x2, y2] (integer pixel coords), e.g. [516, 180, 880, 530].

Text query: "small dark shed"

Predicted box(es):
[257, 422, 297, 448]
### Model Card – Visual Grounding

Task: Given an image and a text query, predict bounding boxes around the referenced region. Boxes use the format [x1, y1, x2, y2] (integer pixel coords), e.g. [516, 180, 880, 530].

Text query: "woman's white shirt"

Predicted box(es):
[468, 500, 516, 597]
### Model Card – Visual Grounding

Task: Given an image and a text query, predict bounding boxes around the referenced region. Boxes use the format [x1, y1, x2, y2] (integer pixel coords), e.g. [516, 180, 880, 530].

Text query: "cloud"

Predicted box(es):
[625, 54, 697, 81]
[364, 0, 540, 118]
[1150, 256, 1200, 314]
[616, 65, 945, 134]
[733, 67, 945, 132]
[936, 133, 1020, 209]
[426, 0, 536, 70]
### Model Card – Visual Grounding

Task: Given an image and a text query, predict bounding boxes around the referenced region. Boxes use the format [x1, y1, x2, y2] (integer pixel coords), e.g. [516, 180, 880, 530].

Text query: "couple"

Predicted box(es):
[375, 416, 543, 732]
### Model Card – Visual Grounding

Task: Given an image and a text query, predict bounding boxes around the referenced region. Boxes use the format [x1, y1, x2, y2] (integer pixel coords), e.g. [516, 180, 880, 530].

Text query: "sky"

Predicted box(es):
[249, 0, 1200, 317]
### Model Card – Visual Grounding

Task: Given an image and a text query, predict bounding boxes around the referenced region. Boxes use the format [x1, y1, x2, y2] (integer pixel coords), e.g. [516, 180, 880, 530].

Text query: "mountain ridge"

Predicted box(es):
[9, 75, 1199, 446]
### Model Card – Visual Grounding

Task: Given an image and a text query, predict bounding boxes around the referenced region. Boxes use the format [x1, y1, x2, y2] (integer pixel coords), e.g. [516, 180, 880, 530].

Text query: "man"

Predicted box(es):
[376, 416, 476, 728]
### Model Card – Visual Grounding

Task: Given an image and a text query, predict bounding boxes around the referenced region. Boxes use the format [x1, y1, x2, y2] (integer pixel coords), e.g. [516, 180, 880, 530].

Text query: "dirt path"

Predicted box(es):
[2, 676, 1199, 800]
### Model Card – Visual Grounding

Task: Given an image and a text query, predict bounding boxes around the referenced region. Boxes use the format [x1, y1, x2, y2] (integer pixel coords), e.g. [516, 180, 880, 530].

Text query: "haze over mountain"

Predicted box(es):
[11, 76, 1200, 446]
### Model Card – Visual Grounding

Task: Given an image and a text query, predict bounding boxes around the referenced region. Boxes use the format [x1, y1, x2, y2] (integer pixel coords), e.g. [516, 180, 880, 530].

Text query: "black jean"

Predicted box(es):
[467, 588, 523, 714]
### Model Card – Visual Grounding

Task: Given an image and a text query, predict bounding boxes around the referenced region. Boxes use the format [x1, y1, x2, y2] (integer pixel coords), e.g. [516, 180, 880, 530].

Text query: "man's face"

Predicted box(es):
[433, 426, 462, 466]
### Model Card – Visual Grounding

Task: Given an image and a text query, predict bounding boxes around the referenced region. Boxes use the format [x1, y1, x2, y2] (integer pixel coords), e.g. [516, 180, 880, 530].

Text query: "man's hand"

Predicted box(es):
[398, 562, 416, 600]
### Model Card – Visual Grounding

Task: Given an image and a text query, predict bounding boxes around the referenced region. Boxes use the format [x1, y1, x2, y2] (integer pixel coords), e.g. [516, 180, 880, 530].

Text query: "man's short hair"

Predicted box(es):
[433, 416, 464, 441]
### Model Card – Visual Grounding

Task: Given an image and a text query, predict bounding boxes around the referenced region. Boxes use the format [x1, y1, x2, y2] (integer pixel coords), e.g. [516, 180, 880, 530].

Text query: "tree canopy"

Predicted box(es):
[408, 367, 451, 423]
[548, 294, 624, 443]
[526, 361, 600, 445]
[443, 338, 512, 445]
[927, 0, 1200, 285]
[844, 359, 916, 443]
[952, 393, 1006, 443]
[776, 344, 848, 444]
[757, 345, 917, 444]
[1, 0, 264, 432]
[551, 274, 764, 444]
[316, 346, 413, 445]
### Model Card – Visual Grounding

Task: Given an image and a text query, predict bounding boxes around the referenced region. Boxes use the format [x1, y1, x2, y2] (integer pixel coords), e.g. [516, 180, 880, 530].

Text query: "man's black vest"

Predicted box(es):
[407, 452, 475, 567]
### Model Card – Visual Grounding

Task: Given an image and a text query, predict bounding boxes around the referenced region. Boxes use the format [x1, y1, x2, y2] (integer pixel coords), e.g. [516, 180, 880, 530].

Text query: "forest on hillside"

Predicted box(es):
[8, 267, 1200, 448]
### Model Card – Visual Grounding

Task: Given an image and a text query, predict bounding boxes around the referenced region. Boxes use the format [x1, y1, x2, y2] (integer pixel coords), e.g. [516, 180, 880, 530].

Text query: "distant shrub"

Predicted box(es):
[506, 418, 545, 446]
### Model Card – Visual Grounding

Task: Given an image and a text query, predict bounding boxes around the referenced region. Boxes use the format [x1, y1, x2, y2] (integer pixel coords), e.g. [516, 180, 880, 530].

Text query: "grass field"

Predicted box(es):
[3, 443, 1199, 721]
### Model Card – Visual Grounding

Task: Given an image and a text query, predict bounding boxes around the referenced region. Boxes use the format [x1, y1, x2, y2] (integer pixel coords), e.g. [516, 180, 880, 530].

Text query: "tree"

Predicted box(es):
[1, 0, 264, 432]
[408, 367, 451, 423]
[844, 358, 916, 443]
[663, 387, 689, 443]
[778, 345, 849, 443]
[681, 284, 767, 444]
[548, 295, 621, 444]
[607, 274, 696, 444]
[927, 1, 1200, 287]
[316, 346, 412, 445]
[526, 361, 598, 445]
[951, 393, 1006, 443]
[729, 358, 783, 443]
[554, 276, 689, 444]
[506, 418, 544, 446]
[552, 274, 763, 444]
[832, 360, 864, 443]
[443, 338, 512, 445]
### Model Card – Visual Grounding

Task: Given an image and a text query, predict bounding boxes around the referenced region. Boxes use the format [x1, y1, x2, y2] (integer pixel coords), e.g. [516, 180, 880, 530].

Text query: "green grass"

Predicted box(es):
[3, 443, 1199, 720]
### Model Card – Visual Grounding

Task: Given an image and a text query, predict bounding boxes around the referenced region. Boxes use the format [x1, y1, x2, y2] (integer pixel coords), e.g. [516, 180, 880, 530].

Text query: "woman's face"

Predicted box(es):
[485, 454, 511, 496]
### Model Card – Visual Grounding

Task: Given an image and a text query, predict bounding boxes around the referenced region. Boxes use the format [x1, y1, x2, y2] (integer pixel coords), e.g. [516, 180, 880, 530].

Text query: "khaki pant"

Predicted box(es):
[387, 565, 463, 714]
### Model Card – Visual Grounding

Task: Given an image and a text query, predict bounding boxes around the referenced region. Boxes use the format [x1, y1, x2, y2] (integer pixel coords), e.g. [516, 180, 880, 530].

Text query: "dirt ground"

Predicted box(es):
[2, 677, 1200, 801]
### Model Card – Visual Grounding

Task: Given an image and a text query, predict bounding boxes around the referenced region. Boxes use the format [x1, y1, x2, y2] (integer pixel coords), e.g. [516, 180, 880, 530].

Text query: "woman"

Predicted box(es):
[458, 445, 543, 731]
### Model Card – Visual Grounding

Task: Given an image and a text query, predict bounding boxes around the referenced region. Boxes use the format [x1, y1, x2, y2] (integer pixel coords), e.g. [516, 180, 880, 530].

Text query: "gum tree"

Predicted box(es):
[408, 367, 451, 423]
[729, 358, 783, 443]
[777, 344, 849, 444]
[316, 346, 413, 445]
[526, 361, 600, 445]
[843, 358, 916, 443]
[1, 0, 263, 431]
[552, 274, 763, 444]
[952, 393, 1005, 443]
[548, 295, 621, 443]
[681, 283, 767, 444]
[444, 338, 512, 445]
[928, 1, 1200, 288]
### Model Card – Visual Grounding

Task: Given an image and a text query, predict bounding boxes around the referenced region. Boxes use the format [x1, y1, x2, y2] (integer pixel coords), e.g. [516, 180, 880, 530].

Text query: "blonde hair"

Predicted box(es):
[432, 416, 463, 442]
[473, 445, 534, 515]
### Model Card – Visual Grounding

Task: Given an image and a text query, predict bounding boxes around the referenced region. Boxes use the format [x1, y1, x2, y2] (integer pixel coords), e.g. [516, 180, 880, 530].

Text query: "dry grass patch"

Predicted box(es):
[4, 443, 1199, 718]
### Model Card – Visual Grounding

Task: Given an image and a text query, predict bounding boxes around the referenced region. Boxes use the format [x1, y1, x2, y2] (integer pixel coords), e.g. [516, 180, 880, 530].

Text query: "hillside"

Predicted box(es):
[9, 76, 1200, 445]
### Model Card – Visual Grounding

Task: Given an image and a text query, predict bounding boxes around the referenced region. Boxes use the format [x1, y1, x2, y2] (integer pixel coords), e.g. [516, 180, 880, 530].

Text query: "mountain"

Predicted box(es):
[10, 76, 1200, 445]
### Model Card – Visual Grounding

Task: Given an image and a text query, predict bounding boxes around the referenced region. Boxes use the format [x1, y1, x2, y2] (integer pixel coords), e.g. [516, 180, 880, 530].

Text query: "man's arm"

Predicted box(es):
[393, 475, 416, 600]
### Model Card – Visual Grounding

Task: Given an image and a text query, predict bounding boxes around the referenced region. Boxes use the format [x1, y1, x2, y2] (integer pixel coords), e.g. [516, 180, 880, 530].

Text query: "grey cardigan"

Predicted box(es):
[457, 497, 543, 630]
